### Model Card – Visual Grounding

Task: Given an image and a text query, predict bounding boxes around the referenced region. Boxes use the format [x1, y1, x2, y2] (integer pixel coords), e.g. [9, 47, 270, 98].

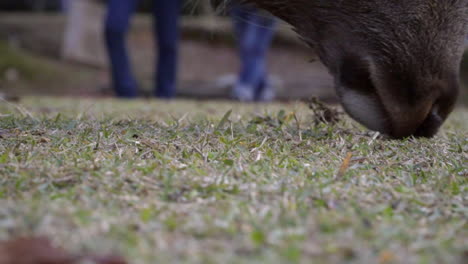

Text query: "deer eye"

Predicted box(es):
[339, 56, 375, 95]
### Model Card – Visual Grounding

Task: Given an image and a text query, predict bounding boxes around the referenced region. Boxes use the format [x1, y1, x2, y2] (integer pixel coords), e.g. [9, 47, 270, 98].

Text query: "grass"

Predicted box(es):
[0, 97, 467, 264]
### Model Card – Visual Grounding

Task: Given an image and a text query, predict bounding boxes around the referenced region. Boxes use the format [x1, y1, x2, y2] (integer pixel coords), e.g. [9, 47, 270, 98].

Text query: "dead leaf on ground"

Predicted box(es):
[337, 152, 353, 178]
[39, 137, 51, 143]
[0, 237, 127, 264]
[378, 250, 396, 264]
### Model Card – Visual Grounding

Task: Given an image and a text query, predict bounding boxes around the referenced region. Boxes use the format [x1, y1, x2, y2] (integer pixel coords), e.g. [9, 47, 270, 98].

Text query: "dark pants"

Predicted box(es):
[60, 0, 70, 12]
[105, 0, 180, 98]
[231, 6, 276, 99]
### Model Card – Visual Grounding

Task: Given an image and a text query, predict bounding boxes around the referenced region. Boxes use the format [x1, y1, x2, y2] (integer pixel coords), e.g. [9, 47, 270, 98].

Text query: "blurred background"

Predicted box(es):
[0, 0, 466, 103]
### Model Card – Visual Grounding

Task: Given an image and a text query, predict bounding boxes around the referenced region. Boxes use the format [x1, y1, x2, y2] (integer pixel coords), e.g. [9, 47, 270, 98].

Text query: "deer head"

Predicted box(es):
[234, 0, 468, 138]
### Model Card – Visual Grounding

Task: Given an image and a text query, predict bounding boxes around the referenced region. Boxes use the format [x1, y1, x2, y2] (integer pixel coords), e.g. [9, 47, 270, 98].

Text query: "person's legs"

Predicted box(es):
[104, 0, 139, 98]
[231, 6, 252, 42]
[60, 0, 70, 12]
[231, 6, 276, 101]
[153, 0, 181, 99]
[249, 14, 276, 101]
[231, 6, 258, 101]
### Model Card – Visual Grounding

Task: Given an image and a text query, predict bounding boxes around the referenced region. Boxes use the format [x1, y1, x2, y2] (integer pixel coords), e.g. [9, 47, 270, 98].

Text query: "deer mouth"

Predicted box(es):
[338, 87, 391, 135]
[335, 55, 393, 136]
[413, 107, 444, 137]
[338, 84, 444, 138]
[335, 56, 449, 138]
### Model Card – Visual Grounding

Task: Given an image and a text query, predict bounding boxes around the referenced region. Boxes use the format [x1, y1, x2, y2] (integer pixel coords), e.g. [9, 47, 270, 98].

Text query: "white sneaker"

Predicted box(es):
[256, 76, 282, 102]
[232, 84, 255, 102]
[257, 86, 275, 102]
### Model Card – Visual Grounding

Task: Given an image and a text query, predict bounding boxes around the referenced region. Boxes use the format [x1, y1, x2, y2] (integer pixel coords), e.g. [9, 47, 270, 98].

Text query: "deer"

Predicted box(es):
[213, 0, 468, 138]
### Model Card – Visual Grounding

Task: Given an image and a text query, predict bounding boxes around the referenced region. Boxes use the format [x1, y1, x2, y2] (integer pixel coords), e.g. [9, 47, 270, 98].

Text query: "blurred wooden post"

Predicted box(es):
[62, 0, 107, 68]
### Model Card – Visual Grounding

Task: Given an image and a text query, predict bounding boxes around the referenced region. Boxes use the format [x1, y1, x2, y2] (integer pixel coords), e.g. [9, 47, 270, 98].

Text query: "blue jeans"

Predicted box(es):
[231, 6, 276, 100]
[60, 0, 70, 12]
[105, 0, 181, 98]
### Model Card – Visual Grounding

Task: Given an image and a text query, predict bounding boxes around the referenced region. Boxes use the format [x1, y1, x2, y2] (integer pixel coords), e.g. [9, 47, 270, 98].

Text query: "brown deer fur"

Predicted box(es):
[220, 0, 468, 137]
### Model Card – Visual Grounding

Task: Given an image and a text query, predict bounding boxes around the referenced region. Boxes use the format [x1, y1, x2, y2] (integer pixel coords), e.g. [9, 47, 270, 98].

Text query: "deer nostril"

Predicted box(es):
[414, 105, 444, 137]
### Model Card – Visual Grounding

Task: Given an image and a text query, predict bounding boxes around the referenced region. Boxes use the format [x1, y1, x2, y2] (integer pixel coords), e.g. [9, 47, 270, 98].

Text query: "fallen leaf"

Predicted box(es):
[337, 152, 353, 178]
[40, 137, 51, 143]
[0, 237, 76, 264]
[0, 237, 128, 264]
[378, 250, 396, 264]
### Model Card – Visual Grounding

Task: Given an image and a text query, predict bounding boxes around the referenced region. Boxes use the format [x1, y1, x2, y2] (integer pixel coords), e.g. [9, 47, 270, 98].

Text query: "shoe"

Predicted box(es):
[255, 75, 282, 102]
[232, 84, 255, 102]
[256, 86, 275, 102]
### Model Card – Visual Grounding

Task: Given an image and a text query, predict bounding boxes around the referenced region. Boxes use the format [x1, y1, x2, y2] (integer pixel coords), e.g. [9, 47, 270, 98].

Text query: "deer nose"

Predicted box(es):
[413, 105, 444, 137]
[389, 102, 441, 138]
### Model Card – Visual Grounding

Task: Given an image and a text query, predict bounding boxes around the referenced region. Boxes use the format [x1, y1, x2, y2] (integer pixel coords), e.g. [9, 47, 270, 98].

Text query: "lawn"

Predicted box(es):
[0, 97, 467, 264]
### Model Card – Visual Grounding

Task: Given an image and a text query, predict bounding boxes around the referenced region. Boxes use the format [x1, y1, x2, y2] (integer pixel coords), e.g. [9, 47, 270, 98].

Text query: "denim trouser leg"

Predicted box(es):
[104, 0, 139, 98]
[60, 0, 71, 12]
[153, 0, 181, 98]
[232, 6, 276, 95]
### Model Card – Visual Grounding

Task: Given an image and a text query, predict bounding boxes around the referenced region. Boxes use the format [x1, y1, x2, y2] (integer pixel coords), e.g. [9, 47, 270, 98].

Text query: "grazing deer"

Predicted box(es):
[215, 0, 468, 138]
